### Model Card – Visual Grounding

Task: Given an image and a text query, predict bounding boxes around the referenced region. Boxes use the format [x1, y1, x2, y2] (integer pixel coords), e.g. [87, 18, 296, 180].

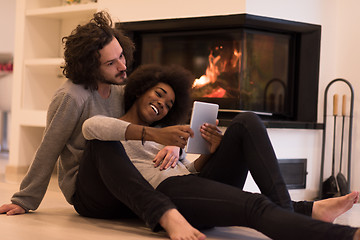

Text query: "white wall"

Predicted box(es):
[244, 0, 354, 199]
[333, 0, 360, 194]
[245, 0, 360, 196]
[97, 0, 360, 199]
[99, 0, 246, 22]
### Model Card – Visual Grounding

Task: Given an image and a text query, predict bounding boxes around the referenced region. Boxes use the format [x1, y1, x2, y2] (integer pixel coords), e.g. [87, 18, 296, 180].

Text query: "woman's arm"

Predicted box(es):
[126, 124, 194, 148]
[82, 115, 130, 141]
[193, 154, 211, 172]
[83, 115, 194, 148]
[83, 116, 193, 170]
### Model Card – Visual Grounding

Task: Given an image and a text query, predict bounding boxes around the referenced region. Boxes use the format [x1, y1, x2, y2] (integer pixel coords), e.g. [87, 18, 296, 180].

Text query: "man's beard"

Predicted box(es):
[100, 71, 128, 85]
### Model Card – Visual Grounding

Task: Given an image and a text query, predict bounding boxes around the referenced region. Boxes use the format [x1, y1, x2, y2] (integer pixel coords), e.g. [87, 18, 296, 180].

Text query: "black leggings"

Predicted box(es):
[156, 112, 357, 239]
[157, 175, 356, 239]
[72, 112, 357, 239]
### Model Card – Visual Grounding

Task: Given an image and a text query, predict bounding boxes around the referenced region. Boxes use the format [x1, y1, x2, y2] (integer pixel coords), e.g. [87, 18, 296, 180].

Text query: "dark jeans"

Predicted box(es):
[72, 112, 357, 239]
[72, 139, 176, 231]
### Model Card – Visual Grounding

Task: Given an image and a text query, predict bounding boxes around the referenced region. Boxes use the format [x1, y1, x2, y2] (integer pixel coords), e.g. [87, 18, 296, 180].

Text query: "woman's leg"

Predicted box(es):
[199, 112, 293, 210]
[157, 175, 357, 240]
[73, 140, 176, 230]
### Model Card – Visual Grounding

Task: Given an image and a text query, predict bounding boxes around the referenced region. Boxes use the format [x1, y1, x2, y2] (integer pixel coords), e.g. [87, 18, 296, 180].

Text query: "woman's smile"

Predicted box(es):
[150, 103, 160, 115]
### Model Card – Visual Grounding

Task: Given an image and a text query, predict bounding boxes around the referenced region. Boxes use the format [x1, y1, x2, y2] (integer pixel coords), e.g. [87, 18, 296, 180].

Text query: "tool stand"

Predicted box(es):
[319, 79, 354, 199]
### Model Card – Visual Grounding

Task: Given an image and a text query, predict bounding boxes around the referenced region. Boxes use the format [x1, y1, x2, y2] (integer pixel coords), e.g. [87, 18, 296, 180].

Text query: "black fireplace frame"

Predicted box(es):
[117, 14, 321, 128]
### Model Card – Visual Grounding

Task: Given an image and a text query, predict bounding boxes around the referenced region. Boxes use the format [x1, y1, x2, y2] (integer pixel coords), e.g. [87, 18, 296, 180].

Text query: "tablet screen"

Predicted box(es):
[186, 101, 219, 154]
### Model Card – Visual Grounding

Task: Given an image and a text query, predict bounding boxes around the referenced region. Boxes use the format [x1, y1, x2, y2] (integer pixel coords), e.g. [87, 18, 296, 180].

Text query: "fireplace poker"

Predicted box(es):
[337, 94, 348, 196]
[322, 94, 339, 198]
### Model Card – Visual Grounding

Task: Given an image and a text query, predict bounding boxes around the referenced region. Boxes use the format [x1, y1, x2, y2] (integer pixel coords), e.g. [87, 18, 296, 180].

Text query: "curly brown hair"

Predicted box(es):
[61, 11, 135, 90]
[124, 64, 194, 126]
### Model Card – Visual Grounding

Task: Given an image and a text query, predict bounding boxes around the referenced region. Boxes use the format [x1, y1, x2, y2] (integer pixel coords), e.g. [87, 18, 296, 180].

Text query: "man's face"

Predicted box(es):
[99, 37, 127, 85]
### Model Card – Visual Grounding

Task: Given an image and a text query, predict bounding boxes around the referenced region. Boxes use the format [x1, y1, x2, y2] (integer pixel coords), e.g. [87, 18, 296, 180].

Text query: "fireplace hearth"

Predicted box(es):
[118, 14, 321, 127]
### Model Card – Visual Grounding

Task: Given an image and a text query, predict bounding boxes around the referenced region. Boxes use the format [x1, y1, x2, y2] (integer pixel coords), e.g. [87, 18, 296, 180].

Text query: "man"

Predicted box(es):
[0, 11, 204, 240]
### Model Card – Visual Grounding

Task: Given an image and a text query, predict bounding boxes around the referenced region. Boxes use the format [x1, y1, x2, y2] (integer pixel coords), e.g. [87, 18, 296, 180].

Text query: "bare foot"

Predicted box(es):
[159, 208, 206, 240]
[312, 191, 359, 222]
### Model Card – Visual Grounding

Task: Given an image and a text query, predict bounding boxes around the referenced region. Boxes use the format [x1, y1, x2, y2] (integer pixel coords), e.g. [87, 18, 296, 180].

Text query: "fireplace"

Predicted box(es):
[117, 14, 321, 125]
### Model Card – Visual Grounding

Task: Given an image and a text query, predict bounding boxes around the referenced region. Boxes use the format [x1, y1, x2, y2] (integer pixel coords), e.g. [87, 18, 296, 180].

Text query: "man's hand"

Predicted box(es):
[200, 122, 223, 153]
[154, 146, 180, 170]
[0, 203, 26, 215]
[150, 125, 194, 148]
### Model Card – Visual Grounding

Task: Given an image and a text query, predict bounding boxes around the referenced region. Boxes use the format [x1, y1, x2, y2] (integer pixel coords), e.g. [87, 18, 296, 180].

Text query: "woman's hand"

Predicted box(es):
[153, 146, 180, 170]
[149, 125, 194, 148]
[0, 203, 26, 215]
[200, 122, 223, 153]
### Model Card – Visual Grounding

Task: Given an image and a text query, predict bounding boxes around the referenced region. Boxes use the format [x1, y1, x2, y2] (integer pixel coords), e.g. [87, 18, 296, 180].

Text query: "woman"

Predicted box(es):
[82, 64, 360, 240]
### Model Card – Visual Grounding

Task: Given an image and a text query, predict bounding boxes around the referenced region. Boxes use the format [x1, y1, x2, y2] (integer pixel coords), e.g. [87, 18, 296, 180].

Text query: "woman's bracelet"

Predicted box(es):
[141, 126, 146, 145]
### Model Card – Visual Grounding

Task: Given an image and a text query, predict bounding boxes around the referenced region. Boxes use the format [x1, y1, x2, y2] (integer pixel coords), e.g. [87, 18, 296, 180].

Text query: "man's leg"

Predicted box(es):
[73, 140, 176, 230]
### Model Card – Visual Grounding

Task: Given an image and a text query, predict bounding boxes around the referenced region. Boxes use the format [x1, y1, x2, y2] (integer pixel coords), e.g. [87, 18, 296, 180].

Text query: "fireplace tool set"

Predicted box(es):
[319, 79, 354, 199]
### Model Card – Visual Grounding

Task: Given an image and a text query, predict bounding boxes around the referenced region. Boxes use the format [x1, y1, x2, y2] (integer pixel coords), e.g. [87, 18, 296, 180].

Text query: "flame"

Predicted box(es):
[204, 88, 226, 98]
[192, 50, 221, 88]
[192, 45, 241, 96]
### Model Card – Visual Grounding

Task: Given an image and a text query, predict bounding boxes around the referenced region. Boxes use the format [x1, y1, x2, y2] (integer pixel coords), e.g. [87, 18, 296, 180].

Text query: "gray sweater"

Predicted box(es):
[82, 115, 197, 188]
[11, 80, 125, 211]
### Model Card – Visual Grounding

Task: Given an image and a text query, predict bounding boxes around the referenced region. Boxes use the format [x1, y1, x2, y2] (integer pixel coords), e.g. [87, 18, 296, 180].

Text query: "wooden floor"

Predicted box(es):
[0, 154, 359, 240]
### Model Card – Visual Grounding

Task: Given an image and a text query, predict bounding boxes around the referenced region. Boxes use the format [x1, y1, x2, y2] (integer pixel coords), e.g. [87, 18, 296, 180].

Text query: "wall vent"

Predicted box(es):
[278, 158, 307, 189]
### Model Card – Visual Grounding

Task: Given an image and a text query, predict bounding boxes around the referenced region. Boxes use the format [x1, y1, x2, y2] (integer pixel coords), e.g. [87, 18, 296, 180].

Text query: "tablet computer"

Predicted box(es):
[186, 101, 219, 154]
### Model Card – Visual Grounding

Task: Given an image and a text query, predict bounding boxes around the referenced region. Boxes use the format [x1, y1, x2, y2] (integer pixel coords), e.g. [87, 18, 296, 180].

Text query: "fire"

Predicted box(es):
[192, 50, 221, 89]
[192, 45, 241, 98]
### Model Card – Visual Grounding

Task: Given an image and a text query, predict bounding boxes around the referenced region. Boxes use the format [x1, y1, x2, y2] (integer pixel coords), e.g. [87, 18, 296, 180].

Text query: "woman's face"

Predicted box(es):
[136, 82, 175, 125]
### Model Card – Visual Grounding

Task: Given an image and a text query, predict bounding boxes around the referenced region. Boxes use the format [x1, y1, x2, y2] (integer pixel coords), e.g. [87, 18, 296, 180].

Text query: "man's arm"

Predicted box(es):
[153, 146, 181, 170]
[0, 204, 25, 215]
[6, 92, 82, 213]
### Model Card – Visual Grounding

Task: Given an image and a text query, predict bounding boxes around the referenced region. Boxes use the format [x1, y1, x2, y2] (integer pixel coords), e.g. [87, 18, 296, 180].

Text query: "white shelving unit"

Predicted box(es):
[9, 0, 98, 171]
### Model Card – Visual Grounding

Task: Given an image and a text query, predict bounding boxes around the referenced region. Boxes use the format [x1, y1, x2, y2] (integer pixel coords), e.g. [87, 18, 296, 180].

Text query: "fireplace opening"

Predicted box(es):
[118, 14, 321, 125]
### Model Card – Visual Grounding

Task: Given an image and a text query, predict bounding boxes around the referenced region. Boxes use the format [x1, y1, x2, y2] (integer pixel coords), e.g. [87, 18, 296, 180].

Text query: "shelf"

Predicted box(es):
[25, 58, 64, 77]
[10, 0, 98, 168]
[25, 58, 65, 78]
[25, 58, 64, 66]
[219, 118, 324, 129]
[26, 3, 98, 19]
[19, 110, 47, 127]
